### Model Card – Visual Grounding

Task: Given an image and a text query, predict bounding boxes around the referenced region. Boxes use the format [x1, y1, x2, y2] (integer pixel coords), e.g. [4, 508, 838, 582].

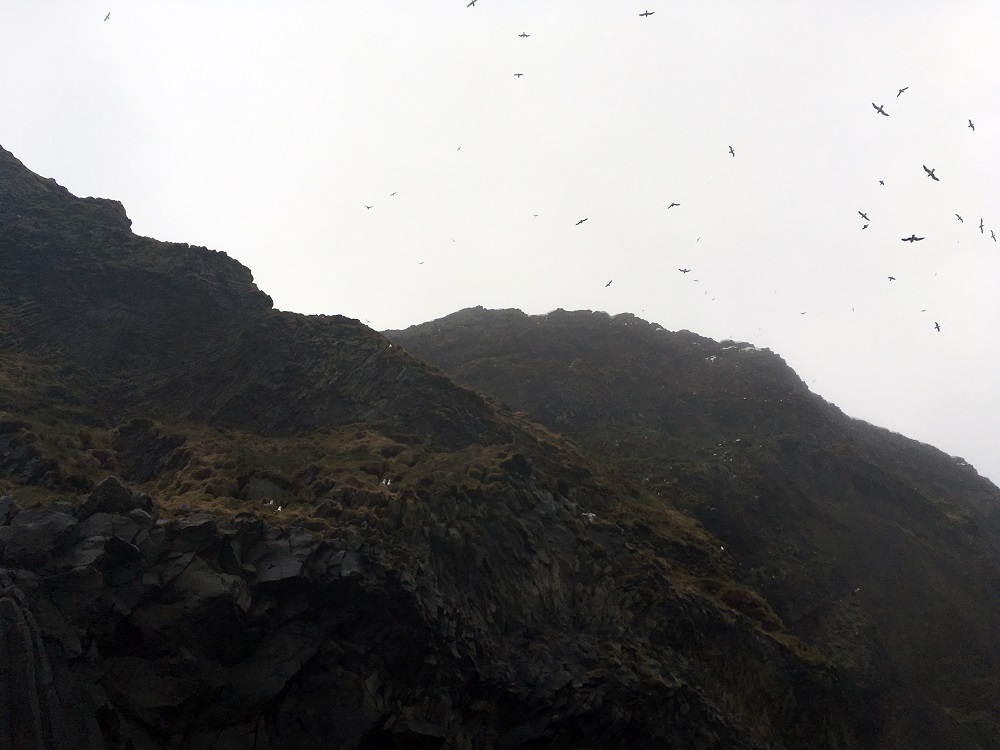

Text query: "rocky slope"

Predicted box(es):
[0, 147, 889, 748]
[388, 306, 1000, 750]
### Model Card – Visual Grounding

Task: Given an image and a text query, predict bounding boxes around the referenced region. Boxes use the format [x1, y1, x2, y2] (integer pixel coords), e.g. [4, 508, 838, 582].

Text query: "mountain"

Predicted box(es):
[0, 144, 997, 750]
[388, 306, 1000, 750]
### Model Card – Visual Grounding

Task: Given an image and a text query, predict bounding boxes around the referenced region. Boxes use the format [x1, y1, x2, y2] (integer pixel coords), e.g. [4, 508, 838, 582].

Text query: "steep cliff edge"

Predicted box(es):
[0, 148, 884, 747]
[388, 305, 1000, 749]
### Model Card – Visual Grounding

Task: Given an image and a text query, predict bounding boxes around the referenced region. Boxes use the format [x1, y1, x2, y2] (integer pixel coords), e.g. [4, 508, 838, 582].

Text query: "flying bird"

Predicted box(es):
[897, 86, 908, 97]
[518, 32, 530, 37]
[678, 268, 690, 273]
[467, 0, 476, 6]
[934, 322, 941, 332]
[968, 119, 975, 131]
[640, 10, 655, 16]
[104, 12, 110, 21]
[514, 73, 524, 77]
[923, 165, 939, 181]
[605, 280, 613, 287]
[979, 218, 984, 233]
[389, 192, 396, 196]
[901, 234, 924, 242]
[668, 202, 680, 209]
[956, 214, 963, 222]
[862, 224, 869, 230]
[888, 276, 896, 281]
[859, 211, 870, 221]
[879, 180, 885, 186]
[576, 218, 588, 225]
[728, 145, 735, 157]
[365, 205, 374, 210]
[872, 102, 889, 116]
[993, 230, 997, 242]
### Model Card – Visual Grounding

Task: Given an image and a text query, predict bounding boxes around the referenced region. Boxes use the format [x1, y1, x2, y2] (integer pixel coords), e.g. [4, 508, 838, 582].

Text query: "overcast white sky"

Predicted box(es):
[3, 2, 999, 483]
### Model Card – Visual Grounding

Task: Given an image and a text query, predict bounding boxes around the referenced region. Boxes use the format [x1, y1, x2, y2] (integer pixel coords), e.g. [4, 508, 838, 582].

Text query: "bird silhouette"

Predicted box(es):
[956, 214, 963, 222]
[862, 224, 869, 230]
[901, 234, 924, 242]
[640, 10, 654, 16]
[668, 202, 680, 209]
[934, 322, 940, 332]
[518, 32, 530, 37]
[923, 165, 939, 181]
[980, 219, 984, 233]
[605, 280, 613, 287]
[365, 205, 374, 210]
[859, 211, 870, 221]
[993, 230, 997, 243]
[968, 119, 975, 131]
[888, 276, 896, 281]
[872, 102, 889, 116]
[514, 73, 524, 77]
[728, 146, 735, 157]
[104, 12, 110, 21]
[467, 0, 476, 6]
[678, 268, 690, 273]
[897, 86, 908, 97]
[576, 218, 588, 225]
[879, 180, 885, 186]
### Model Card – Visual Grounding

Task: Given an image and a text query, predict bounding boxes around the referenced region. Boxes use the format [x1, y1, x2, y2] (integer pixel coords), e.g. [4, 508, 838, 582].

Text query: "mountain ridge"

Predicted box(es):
[387, 304, 1000, 749]
[1, 145, 996, 748]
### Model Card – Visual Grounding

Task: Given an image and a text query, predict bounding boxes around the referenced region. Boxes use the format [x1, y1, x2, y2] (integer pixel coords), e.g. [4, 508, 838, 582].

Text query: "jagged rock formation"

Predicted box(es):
[1, 144, 994, 748]
[388, 306, 1000, 750]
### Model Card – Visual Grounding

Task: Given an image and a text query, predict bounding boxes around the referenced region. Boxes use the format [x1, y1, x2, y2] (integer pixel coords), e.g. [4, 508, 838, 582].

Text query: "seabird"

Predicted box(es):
[969, 119, 975, 131]
[514, 73, 524, 77]
[858, 211, 870, 221]
[993, 230, 997, 242]
[467, 0, 476, 6]
[980, 218, 984, 233]
[518, 32, 530, 37]
[879, 180, 885, 186]
[104, 12, 110, 21]
[872, 102, 889, 116]
[862, 224, 869, 230]
[365, 205, 374, 210]
[728, 145, 735, 157]
[956, 214, 963, 222]
[668, 202, 680, 209]
[678, 268, 690, 273]
[576, 218, 588, 225]
[897, 86, 908, 97]
[640, 10, 654, 16]
[901, 234, 924, 242]
[888, 276, 896, 281]
[923, 165, 939, 181]
[605, 280, 613, 287]
[934, 322, 940, 332]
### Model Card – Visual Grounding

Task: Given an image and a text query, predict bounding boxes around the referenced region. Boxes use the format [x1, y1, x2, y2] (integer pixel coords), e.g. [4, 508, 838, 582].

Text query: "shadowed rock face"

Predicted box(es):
[388, 306, 1000, 750]
[0, 145, 973, 748]
[0, 474, 869, 750]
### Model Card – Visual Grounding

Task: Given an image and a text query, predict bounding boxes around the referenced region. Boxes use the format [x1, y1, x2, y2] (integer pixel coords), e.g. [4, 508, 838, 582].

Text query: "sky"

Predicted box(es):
[2, 2, 999, 484]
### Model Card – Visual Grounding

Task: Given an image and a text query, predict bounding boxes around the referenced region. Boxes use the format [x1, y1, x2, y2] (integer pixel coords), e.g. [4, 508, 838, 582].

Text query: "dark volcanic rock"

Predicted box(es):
[78, 475, 154, 518]
[388, 306, 1000, 750]
[0, 146, 969, 748]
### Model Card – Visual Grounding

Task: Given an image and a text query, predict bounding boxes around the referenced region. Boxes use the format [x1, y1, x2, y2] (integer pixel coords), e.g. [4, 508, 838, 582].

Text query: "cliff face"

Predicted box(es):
[0, 148, 889, 748]
[388, 306, 1000, 750]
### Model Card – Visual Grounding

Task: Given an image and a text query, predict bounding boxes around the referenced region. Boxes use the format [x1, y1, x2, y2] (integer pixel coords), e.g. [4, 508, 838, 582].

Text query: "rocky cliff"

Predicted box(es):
[0, 144, 992, 748]
[388, 306, 1000, 750]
